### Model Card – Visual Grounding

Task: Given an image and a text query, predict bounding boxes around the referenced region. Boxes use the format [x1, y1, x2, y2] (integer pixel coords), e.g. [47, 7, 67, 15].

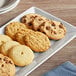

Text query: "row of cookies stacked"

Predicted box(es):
[2, 21, 50, 75]
[0, 35, 34, 67]
[0, 35, 34, 76]
[5, 22, 50, 52]
[0, 35, 15, 76]
[21, 13, 66, 40]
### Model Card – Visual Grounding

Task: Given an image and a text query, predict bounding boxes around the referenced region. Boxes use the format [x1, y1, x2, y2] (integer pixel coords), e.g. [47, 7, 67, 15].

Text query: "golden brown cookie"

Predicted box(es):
[21, 13, 47, 30]
[21, 13, 37, 29]
[40, 20, 66, 40]
[0, 54, 15, 76]
[0, 34, 12, 46]
[32, 16, 45, 31]
[15, 29, 34, 44]
[1, 41, 20, 56]
[24, 31, 50, 52]
[8, 45, 34, 66]
[5, 22, 27, 40]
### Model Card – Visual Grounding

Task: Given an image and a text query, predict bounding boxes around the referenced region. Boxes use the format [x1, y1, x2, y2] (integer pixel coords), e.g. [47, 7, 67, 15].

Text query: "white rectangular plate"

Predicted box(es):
[0, 7, 76, 76]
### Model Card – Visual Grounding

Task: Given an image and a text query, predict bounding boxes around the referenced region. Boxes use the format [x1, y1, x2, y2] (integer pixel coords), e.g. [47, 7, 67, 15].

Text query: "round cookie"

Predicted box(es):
[1, 41, 20, 56]
[21, 13, 45, 29]
[21, 13, 37, 29]
[15, 29, 34, 44]
[8, 45, 34, 66]
[0, 34, 12, 46]
[5, 22, 27, 40]
[0, 54, 15, 76]
[32, 16, 45, 31]
[40, 20, 66, 40]
[24, 31, 50, 52]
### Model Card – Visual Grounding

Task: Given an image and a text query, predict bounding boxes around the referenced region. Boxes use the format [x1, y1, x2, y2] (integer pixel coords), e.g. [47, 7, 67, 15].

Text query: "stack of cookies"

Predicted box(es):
[0, 35, 15, 76]
[21, 13, 66, 40]
[5, 22, 51, 52]
[0, 34, 34, 67]
[0, 34, 34, 75]
[5, 13, 66, 52]
[4, 13, 66, 52]
[4, 13, 67, 52]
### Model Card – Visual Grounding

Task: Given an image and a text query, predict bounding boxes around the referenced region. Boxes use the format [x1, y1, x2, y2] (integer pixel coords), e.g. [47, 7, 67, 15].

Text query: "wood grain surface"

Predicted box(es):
[0, 0, 76, 76]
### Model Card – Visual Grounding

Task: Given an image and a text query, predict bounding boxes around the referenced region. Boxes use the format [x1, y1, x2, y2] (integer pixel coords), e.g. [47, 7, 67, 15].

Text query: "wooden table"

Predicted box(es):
[0, 0, 76, 76]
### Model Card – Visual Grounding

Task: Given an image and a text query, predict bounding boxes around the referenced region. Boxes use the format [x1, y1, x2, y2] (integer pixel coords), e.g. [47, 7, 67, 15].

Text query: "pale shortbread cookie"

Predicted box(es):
[0, 54, 15, 76]
[8, 45, 34, 66]
[0, 35, 12, 50]
[24, 31, 50, 52]
[40, 20, 66, 40]
[1, 41, 20, 56]
[15, 29, 33, 44]
[5, 22, 27, 40]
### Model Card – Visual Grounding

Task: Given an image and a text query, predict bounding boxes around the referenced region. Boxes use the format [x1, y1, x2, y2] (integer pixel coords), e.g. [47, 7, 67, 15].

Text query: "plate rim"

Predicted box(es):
[0, 0, 20, 14]
[0, 0, 20, 11]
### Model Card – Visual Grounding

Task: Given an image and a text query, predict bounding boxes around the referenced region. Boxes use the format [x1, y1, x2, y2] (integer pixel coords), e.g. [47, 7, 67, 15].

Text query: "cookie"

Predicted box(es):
[0, 34, 12, 46]
[21, 13, 46, 29]
[32, 16, 46, 31]
[8, 45, 34, 66]
[21, 13, 37, 29]
[40, 20, 66, 40]
[0, 54, 15, 76]
[1, 41, 20, 56]
[5, 22, 27, 40]
[15, 29, 34, 44]
[24, 31, 50, 52]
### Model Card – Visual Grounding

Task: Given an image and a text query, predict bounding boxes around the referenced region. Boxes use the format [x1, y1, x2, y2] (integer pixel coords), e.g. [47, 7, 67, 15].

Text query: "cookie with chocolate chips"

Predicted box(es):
[21, 13, 38, 29]
[0, 54, 15, 76]
[40, 20, 66, 40]
[21, 13, 47, 30]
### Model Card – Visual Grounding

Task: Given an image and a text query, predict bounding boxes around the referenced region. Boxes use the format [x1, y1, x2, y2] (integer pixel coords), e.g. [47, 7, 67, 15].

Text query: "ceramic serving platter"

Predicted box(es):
[0, 7, 76, 76]
[0, 0, 20, 14]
